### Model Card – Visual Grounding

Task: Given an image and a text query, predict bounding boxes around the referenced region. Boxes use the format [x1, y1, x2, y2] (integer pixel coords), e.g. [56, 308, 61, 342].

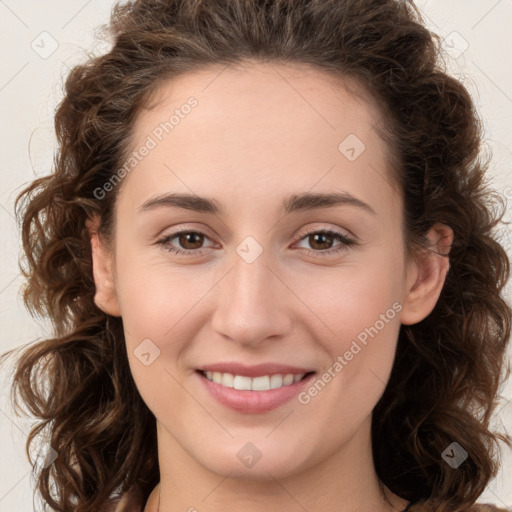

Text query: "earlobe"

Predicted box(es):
[400, 223, 453, 326]
[86, 218, 121, 317]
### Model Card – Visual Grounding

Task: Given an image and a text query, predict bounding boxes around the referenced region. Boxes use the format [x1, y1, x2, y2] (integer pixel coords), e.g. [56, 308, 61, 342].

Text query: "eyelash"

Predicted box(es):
[155, 227, 357, 258]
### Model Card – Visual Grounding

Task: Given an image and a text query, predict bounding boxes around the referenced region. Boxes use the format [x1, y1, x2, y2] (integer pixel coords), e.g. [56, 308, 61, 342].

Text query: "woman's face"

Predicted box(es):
[92, 61, 449, 481]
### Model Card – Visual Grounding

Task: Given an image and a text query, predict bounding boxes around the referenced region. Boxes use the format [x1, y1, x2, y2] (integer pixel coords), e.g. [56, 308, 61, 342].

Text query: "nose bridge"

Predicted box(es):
[210, 244, 292, 346]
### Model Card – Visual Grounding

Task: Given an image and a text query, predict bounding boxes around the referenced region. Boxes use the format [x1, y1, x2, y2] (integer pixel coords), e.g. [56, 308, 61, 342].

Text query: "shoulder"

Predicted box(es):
[467, 506, 511, 512]
[409, 502, 511, 512]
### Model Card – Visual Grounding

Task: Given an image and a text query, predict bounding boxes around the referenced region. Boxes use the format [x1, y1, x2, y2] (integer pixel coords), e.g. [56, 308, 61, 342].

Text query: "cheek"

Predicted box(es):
[115, 259, 204, 413]
[305, 260, 403, 344]
[114, 245, 208, 338]
[297, 248, 405, 395]
[115, 232, 405, 355]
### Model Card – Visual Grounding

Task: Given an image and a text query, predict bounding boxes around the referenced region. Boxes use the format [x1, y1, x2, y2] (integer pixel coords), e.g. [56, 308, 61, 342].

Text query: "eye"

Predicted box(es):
[294, 228, 357, 257]
[155, 227, 357, 257]
[156, 230, 214, 256]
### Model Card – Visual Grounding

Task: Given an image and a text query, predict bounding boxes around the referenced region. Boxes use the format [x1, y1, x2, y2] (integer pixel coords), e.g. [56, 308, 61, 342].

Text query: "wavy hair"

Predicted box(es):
[1, 1, 511, 511]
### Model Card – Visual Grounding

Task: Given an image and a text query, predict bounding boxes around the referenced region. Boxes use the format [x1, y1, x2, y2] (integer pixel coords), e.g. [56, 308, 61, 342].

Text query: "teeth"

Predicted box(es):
[283, 374, 294, 386]
[203, 371, 307, 390]
[221, 373, 234, 388]
[233, 375, 252, 390]
[249, 375, 269, 391]
[270, 374, 283, 389]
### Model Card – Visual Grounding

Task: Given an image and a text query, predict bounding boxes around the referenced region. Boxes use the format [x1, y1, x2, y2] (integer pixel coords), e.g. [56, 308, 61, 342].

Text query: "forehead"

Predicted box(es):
[117, 60, 399, 217]
[138, 61, 386, 151]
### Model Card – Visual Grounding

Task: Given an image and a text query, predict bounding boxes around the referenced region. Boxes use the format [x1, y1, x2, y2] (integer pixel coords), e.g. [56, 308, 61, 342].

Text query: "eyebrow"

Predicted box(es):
[138, 191, 376, 216]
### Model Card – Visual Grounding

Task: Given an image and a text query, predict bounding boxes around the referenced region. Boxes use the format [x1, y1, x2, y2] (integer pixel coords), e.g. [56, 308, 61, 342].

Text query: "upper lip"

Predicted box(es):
[198, 362, 315, 378]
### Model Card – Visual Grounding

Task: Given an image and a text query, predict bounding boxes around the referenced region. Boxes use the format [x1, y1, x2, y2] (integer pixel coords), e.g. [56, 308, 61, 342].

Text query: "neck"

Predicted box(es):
[145, 416, 409, 512]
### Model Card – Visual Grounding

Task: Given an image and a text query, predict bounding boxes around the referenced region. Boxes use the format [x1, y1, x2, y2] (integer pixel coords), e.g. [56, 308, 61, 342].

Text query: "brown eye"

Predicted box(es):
[176, 232, 205, 250]
[295, 229, 357, 258]
[307, 232, 336, 250]
[156, 230, 213, 255]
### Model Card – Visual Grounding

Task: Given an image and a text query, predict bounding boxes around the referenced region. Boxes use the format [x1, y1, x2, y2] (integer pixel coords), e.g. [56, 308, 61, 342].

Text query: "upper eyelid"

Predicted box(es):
[157, 224, 356, 245]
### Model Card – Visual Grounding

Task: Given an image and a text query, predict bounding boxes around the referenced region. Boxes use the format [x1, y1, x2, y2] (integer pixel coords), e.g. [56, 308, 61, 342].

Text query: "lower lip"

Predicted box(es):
[196, 371, 316, 414]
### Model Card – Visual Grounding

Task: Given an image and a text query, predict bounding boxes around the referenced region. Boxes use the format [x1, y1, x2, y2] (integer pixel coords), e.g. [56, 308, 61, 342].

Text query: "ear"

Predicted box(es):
[400, 223, 453, 326]
[86, 216, 121, 317]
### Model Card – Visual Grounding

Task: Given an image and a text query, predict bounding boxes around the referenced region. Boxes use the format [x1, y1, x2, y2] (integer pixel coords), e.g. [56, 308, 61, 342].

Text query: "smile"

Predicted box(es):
[196, 370, 316, 414]
[201, 370, 310, 391]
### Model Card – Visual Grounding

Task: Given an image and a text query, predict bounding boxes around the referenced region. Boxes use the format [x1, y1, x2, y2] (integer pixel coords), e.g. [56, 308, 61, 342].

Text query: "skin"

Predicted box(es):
[89, 61, 453, 512]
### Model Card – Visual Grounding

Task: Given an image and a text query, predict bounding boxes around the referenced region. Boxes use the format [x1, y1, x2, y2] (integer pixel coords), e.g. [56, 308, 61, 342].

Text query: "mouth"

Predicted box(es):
[195, 369, 317, 414]
[196, 369, 316, 391]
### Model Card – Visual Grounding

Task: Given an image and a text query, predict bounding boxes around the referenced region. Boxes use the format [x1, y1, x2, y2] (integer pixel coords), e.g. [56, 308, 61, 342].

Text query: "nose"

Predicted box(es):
[210, 253, 294, 349]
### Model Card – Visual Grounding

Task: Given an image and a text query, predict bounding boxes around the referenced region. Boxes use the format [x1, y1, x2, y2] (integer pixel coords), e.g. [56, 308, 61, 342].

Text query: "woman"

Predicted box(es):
[1, 0, 511, 511]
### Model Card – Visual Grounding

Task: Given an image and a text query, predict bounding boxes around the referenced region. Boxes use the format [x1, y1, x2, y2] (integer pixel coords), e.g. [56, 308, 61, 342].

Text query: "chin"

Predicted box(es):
[196, 443, 313, 481]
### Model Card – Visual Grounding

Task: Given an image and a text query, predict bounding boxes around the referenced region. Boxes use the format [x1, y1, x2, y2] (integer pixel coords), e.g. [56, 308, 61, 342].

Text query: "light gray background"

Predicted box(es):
[0, 1, 511, 510]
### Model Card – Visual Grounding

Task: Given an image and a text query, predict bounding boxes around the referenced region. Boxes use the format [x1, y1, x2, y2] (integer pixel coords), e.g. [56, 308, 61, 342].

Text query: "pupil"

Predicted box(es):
[312, 233, 331, 250]
[181, 232, 202, 249]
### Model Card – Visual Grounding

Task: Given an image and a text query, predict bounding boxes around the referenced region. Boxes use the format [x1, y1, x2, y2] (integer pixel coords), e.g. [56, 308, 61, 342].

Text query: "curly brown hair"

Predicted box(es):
[1, 1, 511, 511]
